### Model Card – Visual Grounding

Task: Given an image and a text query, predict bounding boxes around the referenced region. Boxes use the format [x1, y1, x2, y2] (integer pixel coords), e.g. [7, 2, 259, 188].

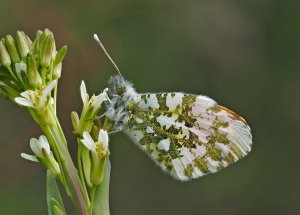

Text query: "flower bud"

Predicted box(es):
[16, 31, 30, 59]
[0, 40, 11, 67]
[44, 28, 52, 35]
[53, 62, 62, 79]
[54, 46, 67, 66]
[5, 35, 21, 63]
[71, 111, 80, 131]
[26, 35, 32, 47]
[27, 53, 42, 89]
[38, 30, 50, 51]
[31, 30, 43, 53]
[40, 33, 55, 68]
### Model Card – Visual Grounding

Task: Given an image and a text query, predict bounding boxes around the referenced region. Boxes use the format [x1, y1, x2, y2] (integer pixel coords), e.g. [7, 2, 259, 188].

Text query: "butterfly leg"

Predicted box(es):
[97, 111, 109, 119]
[108, 129, 122, 135]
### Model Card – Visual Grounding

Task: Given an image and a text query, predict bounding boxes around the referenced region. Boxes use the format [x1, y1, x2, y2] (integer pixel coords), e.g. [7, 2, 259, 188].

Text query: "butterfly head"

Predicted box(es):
[108, 74, 136, 98]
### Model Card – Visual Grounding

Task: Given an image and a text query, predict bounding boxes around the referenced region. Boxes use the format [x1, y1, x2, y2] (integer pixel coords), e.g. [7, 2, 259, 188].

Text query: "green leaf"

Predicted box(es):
[46, 170, 66, 215]
[93, 159, 111, 215]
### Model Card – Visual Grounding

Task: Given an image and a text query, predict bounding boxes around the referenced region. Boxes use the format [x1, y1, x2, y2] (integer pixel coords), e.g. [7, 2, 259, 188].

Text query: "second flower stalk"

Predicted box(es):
[71, 80, 111, 214]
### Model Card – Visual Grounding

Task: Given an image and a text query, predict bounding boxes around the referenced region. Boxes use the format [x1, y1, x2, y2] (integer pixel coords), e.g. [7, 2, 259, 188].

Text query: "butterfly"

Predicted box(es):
[94, 35, 253, 181]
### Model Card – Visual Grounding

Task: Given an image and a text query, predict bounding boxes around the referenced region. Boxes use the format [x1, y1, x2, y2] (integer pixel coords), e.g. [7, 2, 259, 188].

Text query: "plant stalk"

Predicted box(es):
[33, 108, 90, 215]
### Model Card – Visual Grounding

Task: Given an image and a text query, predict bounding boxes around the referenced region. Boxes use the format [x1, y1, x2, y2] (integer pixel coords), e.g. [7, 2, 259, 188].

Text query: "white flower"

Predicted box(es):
[21, 135, 51, 162]
[21, 135, 61, 177]
[81, 129, 109, 156]
[15, 80, 56, 109]
[81, 129, 109, 186]
[80, 81, 108, 114]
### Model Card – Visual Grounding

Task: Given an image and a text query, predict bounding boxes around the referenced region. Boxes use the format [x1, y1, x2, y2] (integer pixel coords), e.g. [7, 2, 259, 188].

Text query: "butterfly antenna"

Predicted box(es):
[93, 34, 122, 75]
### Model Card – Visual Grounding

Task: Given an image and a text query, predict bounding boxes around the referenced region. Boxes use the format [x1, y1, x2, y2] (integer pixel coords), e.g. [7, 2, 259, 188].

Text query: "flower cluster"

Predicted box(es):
[0, 29, 67, 111]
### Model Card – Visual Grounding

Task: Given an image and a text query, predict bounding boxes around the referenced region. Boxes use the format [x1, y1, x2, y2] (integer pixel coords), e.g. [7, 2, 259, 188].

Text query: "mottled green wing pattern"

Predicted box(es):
[123, 93, 252, 181]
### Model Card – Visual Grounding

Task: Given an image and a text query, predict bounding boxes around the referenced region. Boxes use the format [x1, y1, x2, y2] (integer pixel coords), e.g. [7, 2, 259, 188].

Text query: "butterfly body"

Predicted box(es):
[106, 74, 252, 181]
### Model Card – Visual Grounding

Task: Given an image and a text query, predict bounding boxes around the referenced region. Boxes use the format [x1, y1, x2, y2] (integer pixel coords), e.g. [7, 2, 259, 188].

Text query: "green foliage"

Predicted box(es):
[46, 171, 66, 215]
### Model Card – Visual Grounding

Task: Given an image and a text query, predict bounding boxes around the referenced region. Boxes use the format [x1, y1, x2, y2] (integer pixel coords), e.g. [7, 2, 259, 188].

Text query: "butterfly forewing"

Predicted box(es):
[123, 92, 252, 181]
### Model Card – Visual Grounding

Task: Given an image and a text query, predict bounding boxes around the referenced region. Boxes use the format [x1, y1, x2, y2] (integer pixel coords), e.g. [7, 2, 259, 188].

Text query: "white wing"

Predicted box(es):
[123, 93, 252, 181]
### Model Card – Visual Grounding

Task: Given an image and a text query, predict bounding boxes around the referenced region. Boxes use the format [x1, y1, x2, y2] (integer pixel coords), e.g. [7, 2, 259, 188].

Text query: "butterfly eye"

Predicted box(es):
[116, 85, 126, 95]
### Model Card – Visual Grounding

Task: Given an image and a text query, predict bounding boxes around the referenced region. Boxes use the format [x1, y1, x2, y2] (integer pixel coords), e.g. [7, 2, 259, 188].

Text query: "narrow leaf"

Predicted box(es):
[47, 170, 66, 215]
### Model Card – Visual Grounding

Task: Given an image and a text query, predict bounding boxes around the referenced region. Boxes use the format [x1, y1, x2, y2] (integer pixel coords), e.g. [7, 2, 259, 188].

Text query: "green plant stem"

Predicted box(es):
[77, 140, 90, 202]
[89, 187, 96, 215]
[31, 107, 90, 215]
[77, 142, 85, 184]
[93, 160, 111, 215]
[53, 84, 58, 114]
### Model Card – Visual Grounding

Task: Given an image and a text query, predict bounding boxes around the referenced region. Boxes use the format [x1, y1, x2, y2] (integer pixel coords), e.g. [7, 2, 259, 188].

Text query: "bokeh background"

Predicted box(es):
[1, 0, 300, 214]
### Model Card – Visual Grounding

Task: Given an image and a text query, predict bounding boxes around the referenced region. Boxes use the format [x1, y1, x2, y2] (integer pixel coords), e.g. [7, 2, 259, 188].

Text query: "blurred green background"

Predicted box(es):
[1, 0, 300, 214]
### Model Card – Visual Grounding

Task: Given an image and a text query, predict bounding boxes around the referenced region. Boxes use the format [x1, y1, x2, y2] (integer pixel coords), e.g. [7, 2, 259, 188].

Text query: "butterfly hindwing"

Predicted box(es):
[123, 92, 252, 181]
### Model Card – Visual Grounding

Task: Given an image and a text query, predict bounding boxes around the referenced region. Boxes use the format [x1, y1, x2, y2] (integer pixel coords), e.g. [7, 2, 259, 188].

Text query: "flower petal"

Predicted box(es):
[98, 129, 109, 148]
[20, 90, 31, 100]
[39, 135, 51, 155]
[21, 153, 39, 162]
[91, 91, 107, 110]
[15, 97, 34, 108]
[82, 131, 96, 151]
[81, 139, 95, 152]
[80, 81, 88, 104]
[43, 80, 57, 97]
[40, 80, 57, 107]
[30, 138, 43, 158]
